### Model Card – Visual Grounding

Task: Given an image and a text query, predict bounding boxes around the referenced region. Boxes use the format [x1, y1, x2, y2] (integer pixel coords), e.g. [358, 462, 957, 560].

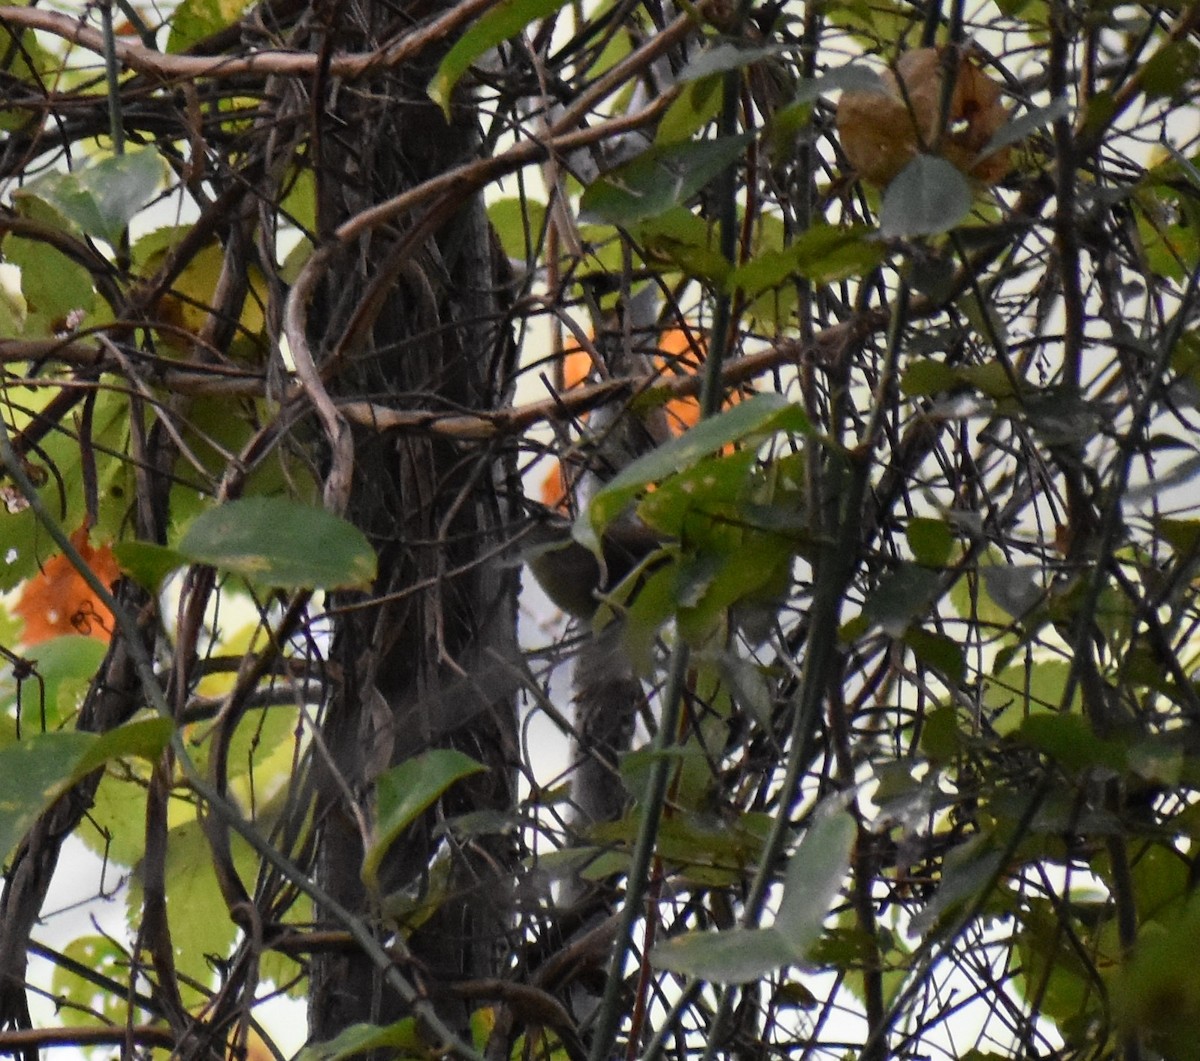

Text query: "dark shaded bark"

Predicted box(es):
[303, 2, 519, 1043]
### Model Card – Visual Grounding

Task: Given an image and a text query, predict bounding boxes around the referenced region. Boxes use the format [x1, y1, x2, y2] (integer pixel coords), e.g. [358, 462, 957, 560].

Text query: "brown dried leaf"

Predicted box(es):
[836, 47, 1011, 188]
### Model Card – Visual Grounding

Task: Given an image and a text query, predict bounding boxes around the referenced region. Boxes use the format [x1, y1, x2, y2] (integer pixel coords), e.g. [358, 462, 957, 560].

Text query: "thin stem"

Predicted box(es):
[587, 642, 691, 1061]
[100, 2, 124, 155]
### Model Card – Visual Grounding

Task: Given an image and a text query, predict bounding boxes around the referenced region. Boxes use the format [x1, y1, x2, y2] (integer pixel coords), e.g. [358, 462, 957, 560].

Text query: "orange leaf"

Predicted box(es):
[539, 326, 722, 510]
[540, 460, 573, 511]
[15, 526, 120, 645]
[656, 326, 706, 432]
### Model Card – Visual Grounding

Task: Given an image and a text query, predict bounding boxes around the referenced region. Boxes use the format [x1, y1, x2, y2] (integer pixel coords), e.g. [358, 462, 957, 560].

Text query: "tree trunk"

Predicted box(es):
[303, 2, 519, 1043]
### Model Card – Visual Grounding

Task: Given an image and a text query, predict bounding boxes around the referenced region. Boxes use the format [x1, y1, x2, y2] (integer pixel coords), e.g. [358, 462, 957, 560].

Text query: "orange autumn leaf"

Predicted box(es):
[15, 526, 120, 645]
[540, 326, 719, 511]
[654, 325, 710, 433]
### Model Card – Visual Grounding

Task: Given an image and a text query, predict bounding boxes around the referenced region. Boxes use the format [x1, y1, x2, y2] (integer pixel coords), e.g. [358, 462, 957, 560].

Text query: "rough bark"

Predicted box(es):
[304, 1, 519, 1043]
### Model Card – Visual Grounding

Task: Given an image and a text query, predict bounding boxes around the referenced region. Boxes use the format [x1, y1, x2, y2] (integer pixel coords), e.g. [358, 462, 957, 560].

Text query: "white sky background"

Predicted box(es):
[8, 0, 1200, 1058]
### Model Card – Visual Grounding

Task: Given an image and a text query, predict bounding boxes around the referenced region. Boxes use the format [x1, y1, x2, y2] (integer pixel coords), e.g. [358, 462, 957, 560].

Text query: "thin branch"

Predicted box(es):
[0, 0, 504, 82]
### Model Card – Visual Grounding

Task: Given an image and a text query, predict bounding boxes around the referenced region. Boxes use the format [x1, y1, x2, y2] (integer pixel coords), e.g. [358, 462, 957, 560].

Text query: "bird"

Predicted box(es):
[521, 515, 666, 619]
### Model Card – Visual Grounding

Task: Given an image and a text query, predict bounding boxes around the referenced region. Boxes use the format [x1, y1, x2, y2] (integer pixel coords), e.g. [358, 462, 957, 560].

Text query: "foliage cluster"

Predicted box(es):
[0, 0, 1198, 1059]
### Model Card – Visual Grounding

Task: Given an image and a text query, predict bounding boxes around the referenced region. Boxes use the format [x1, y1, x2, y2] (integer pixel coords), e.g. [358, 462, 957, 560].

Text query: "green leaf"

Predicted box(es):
[666, 554, 717, 611]
[650, 809, 854, 982]
[864, 563, 943, 636]
[995, 0, 1039, 15]
[1078, 91, 1116, 142]
[280, 166, 317, 232]
[827, 0, 922, 48]
[167, 0, 254, 53]
[633, 207, 731, 283]
[76, 718, 174, 776]
[727, 248, 800, 297]
[177, 497, 377, 590]
[636, 450, 758, 537]
[1016, 713, 1125, 774]
[792, 224, 885, 283]
[910, 835, 1004, 937]
[487, 197, 547, 261]
[980, 563, 1043, 619]
[2, 237, 96, 337]
[919, 704, 961, 761]
[20, 635, 108, 731]
[880, 155, 972, 239]
[0, 32, 56, 132]
[656, 75, 724, 146]
[1158, 518, 1200, 555]
[1126, 840, 1190, 920]
[958, 360, 1017, 399]
[730, 227, 883, 296]
[907, 517, 955, 567]
[774, 810, 856, 953]
[0, 274, 25, 335]
[1140, 39, 1200, 101]
[113, 541, 187, 593]
[716, 653, 776, 731]
[0, 718, 174, 861]
[361, 750, 486, 890]
[651, 925, 797, 984]
[622, 561, 682, 671]
[978, 97, 1069, 160]
[578, 135, 753, 226]
[1112, 894, 1200, 1057]
[905, 628, 966, 684]
[678, 42, 797, 83]
[1015, 901, 1099, 1031]
[0, 730, 96, 860]
[126, 816, 251, 1008]
[578, 394, 810, 551]
[82, 765, 151, 867]
[298, 1019, 425, 1061]
[20, 149, 164, 248]
[428, 0, 572, 117]
[675, 531, 794, 645]
[983, 659, 1081, 735]
[794, 63, 888, 103]
[51, 936, 131, 1027]
[899, 357, 961, 397]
